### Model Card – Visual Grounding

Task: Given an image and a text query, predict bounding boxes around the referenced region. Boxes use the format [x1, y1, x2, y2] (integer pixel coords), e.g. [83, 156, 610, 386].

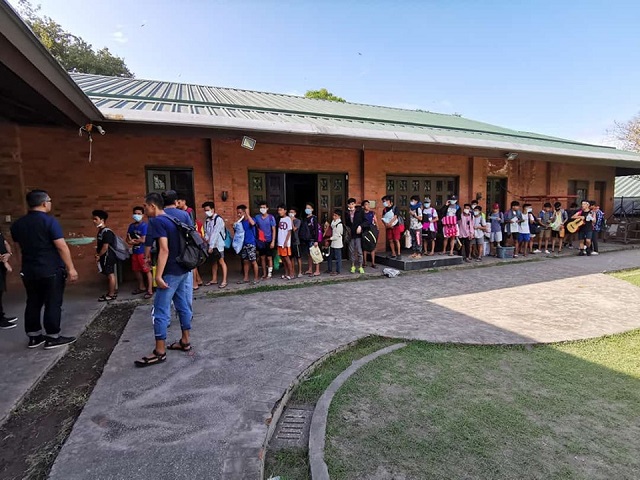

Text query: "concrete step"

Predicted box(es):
[375, 252, 464, 270]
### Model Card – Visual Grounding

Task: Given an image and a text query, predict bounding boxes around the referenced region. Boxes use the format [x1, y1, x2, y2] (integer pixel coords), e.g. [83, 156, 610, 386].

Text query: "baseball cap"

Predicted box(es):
[492, 203, 500, 209]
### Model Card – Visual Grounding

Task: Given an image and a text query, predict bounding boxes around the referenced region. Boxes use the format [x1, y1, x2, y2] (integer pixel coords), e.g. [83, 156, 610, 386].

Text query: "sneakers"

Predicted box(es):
[591, 251, 599, 255]
[358, 267, 365, 274]
[28, 335, 45, 348]
[545, 250, 550, 254]
[0, 319, 16, 330]
[2, 315, 17, 323]
[350, 266, 356, 274]
[44, 336, 77, 350]
[533, 249, 541, 254]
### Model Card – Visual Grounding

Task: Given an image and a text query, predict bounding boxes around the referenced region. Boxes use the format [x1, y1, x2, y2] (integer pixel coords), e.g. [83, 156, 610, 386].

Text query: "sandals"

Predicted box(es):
[131, 288, 145, 295]
[236, 280, 249, 284]
[134, 349, 166, 368]
[167, 340, 192, 352]
[143, 292, 153, 299]
[204, 281, 216, 286]
[98, 294, 116, 302]
[218, 283, 227, 289]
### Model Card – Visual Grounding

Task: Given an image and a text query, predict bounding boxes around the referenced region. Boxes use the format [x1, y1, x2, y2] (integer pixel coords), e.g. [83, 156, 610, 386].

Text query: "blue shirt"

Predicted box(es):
[253, 214, 276, 242]
[242, 219, 256, 246]
[127, 222, 148, 255]
[148, 214, 190, 276]
[10, 211, 65, 279]
[145, 207, 193, 248]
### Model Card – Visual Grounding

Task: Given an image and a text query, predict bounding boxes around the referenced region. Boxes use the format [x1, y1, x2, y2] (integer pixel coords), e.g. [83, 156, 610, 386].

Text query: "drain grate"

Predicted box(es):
[270, 406, 314, 450]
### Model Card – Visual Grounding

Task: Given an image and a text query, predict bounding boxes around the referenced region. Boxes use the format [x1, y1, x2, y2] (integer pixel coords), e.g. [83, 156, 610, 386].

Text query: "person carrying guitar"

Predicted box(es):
[571, 200, 595, 256]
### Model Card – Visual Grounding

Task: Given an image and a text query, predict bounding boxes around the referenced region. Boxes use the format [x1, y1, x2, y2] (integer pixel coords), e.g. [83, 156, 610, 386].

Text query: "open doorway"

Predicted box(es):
[286, 174, 317, 214]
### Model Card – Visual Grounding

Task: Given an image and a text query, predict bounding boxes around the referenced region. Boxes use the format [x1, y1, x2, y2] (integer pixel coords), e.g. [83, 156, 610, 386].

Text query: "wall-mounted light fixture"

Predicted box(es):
[505, 152, 518, 161]
[241, 136, 256, 150]
[221, 191, 229, 202]
[475, 192, 483, 201]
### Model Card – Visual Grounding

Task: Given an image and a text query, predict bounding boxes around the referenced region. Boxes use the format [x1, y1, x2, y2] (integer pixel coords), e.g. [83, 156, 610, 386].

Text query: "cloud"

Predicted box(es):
[112, 31, 128, 44]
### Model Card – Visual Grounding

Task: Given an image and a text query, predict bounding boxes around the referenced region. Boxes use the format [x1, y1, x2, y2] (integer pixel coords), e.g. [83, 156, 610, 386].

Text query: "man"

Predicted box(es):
[344, 198, 367, 273]
[10, 190, 78, 349]
[135, 192, 193, 367]
[572, 200, 595, 256]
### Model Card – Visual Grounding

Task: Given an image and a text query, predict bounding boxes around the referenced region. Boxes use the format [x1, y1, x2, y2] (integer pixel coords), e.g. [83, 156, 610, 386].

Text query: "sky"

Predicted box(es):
[8, 0, 640, 146]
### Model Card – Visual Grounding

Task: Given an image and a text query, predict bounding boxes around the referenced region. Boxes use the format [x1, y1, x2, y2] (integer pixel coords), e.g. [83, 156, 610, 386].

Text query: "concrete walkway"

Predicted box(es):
[47, 249, 640, 480]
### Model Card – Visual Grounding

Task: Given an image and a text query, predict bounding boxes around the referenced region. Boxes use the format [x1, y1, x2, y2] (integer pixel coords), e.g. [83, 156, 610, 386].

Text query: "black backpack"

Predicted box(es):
[362, 225, 379, 252]
[167, 216, 209, 270]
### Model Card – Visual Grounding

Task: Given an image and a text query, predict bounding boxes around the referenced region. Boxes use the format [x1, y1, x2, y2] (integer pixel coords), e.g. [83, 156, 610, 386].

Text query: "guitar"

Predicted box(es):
[566, 217, 584, 234]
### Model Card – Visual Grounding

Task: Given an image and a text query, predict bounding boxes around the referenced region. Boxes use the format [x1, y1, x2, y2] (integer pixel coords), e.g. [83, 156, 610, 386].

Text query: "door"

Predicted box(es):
[594, 181, 606, 208]
[317, 174, 347, 225]
[146, 168, 195, 209]
[386, 175, 458, 223]
[486, 177, 507, 212]
[248, 172, 286, 215]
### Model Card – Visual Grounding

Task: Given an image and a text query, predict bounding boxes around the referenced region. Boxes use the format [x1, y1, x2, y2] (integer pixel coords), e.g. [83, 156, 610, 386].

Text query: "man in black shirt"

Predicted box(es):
[572, 200, 595, 256]
[92, 210, 117, 301]
[10, 190, 78, 349]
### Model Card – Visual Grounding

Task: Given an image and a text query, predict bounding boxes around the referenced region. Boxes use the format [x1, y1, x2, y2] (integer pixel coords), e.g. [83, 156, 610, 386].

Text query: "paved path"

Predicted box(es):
[49, 249, 640, 479]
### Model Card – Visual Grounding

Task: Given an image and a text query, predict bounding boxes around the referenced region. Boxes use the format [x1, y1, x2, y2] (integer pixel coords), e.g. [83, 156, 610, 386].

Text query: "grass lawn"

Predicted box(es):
[326, 331, 640, 479]
[610, 267, 640, 287]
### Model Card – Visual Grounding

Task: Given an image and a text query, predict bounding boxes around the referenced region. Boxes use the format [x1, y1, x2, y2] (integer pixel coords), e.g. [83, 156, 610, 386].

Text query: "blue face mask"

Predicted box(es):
[132, 214, 143, 222]
[424, 202, 431, 208]
[305, 208, 312, 215]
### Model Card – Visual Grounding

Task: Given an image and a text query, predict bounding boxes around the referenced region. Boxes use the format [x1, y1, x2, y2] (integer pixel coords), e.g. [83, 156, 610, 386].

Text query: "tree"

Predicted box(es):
[16, 0, 133, 77]
[304, 88, 346, 102]
[613, 114, 640, 152]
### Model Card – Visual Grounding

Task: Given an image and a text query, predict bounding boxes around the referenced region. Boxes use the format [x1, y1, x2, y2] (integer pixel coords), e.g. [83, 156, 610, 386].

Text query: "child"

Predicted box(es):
[458, 203, 474, 262]
[421, 197, 438, 256]
[408, 195, 423, 259]
[518, 203, 532, 256]
[472, 205, 487, 261]
[176, 193, 202, 289]
[254, 201, 276, 280]
[236, 204, 260, 284]
[301, 203, 322, 277]
[202, 201, 228, 288]
[126, 206, 153, 299]
[381, 195, 402, 259]
[277, 204, 294, 280]
[538, 202, 553, 254]
[550, 202, 568, 254]
[362, 200, 378, 268]
[345, 198, 365, 273]
[92, 210, 117, 301]
[591, 203, 604, 255]
[525, 204, 540, 253]
[327, 209, 344, 275]
[488, 203, 503, 256]
[289, 207, 303, 277]
[0, 229, 17, 329]
[504, 201, 523, 257]
[440, 195, 460, 256]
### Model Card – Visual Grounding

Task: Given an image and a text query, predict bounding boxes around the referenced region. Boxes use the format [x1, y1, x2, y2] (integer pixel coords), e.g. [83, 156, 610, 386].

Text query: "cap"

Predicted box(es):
[493, 203, 500, 209]
[449, 194, 458, 200]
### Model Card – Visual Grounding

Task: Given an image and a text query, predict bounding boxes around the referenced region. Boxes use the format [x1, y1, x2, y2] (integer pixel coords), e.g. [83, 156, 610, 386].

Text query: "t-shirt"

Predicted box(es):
[148, 214, 190, 276]
[127, 222, 148, 255]
[576, 209, 594, 232]
[409, 207, 423, 230]
[10, 211, 65, 279]
[539, 210, 553, 229]
[422, 207, 438, 232]
[96, 228, 116, 264]
[382, 206, 399, 227]
[254, 214, 276, 242]
[277, 216, 293, 247]
[473, 215, 487, 239]
[519, 214, 531, 234]
[242, 219, 256, 246]
[364, 211, 375, 226]
[145, 207, 192, 248]
[489, 212, 503, 233]
[292, 218, 301, 245]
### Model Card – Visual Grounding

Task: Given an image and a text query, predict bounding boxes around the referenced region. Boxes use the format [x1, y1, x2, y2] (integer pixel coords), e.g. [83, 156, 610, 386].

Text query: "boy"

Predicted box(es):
[277, 204, 294, 280]
[92, 210, 117, 301]
[289, 207, 303, 277]
[591, 203, 604, 255]
[344, 198, 366, 273]
[518, 203, 532, 256]
[538, 202, 553, 254]
[176, 193, 196, 224]
[202, 201, 228, 288]
[127, 206, 153, 299]
[301, 203, 322, 276]
[504, 201, 523, 257]
[525, 204, 540, 253]
[564, 202, 579, 249]
[381, 195, 402, 259]
[236, 204, 260, 284]
[572, 200, 595, 256]
[550, 202, 568, 254]
[0, 229, 17, 329]
[472, 205, 487, 261]
[488, 203, 503, 256]
[458, 203, 474, 262]
[421, 197, 438, 256]
[327, 209, 344, 275]
[439, 195, 460, 256]
[254, 201, 276, 280]
[362, 200, 378, 268]
[408, 195, 423, 258]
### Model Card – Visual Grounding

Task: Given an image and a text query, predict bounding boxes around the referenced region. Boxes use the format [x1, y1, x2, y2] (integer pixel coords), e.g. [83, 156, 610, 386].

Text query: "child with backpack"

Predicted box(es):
[202, 201, 228, 288]
[327, 209, 344, 275]
[92, 209, 118, 301]
[361, 200, 378, 268]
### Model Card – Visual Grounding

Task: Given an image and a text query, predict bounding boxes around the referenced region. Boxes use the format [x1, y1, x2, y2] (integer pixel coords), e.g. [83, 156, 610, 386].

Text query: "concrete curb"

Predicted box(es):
[308, 342, 407, 480]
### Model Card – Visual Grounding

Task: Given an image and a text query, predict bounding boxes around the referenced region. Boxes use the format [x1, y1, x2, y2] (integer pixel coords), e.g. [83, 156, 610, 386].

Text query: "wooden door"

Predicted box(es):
[594, 181, 606, 209]
[317, 174, 347, 226]
[266, 173, 285, 214]
[486, 177, 507, 212]
[386, 175, 457, 224]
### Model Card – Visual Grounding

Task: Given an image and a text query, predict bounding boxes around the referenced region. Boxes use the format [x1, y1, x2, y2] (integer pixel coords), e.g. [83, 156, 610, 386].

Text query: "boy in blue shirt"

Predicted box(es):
[127, 206, 153, 299]
[254, 201, 276, 279]
[237, 204, 260, 284]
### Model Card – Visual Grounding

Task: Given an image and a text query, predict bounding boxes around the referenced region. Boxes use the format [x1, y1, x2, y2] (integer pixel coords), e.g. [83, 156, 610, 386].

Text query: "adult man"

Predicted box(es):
[10, 190, 78, 349]
[135, 192, 193, 367]
[344, 197, 367, 273]
[572, 200, 595, 256]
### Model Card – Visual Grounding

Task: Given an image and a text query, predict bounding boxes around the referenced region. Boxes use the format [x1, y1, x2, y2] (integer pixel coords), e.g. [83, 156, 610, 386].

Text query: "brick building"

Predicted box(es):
[2, 1, 640, 286]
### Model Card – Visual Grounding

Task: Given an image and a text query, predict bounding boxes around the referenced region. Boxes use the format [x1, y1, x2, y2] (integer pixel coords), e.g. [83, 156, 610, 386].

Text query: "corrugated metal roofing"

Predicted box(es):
[70, 72, 640, 165]
[615, 175, 640, 197]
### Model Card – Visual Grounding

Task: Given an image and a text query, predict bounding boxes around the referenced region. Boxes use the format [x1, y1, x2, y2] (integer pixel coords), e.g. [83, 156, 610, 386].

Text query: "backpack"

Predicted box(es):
[362, 225, 379, 252]
[213, 215, 232, 250]
[528, 213, 540, 235]
[167, 216, 209, 270]
[104, 228, 130, 262]
[299, 216, 312, 242]
[232, 221, 245, 254]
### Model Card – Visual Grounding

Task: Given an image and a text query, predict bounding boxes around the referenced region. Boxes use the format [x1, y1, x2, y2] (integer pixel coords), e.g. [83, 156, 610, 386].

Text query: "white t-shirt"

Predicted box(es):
[519, 212, 533, 234]
[277, 216, 292, 247]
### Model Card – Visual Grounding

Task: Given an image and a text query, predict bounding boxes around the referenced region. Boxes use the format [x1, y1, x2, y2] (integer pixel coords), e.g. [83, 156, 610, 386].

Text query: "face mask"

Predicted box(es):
[132, 214, 143, 222]
[471, 205, 477, 209]
[526, 208, 532, 213]
[473, 211, 480, 216]
[205, 210, 214, 218]
[450, 200, 457, 205]
[288, 212, 295, 218]
[424, 202, 431, 208]
[410, 201, 417, 206]
[348, 206, 355, 211]
[305, 208, 312, 215]
[555, 207, 560, 211]
[96, 222, 104, 228]
[260, 207, 268, 214]
[463, 208, 470, 214]
[383, 201, 389, 208]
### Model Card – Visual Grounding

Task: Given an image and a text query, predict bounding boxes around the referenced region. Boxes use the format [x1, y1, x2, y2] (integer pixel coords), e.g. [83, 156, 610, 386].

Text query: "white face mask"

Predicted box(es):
[463, 208, 470, 214]
[526, 208, 532, 213]
[132, 214, 143, 222]
[450, 200, 457, 205]
[205, 210, 214, 218]
[383, 201, 389, 208]
[473, 211, 480, 216]
[410, 201, 417, 206]
[288, 212, 295, 218]
[424, 202, 431, 207]
[96, 222, 104, 228]
[260, 207, 268, 214]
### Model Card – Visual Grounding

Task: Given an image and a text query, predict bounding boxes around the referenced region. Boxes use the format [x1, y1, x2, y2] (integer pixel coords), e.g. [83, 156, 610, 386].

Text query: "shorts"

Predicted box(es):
[386, 225, 403, 242]
[490, 231, 502, 243]
[443, 225, 459, 238]
[240, 244, 257, 262]
[422, 230, 436, 241]
[518, 233, 531, 242]
[131, 253, 150, 273]
[99, 256, 116, 276]
[551, 230, 561, 238]
[509, 232, 519, 241]
[257, 244, 274, 257]
[473, 237, 484, 246]
[539, 229, 552, 240]
[578, 230, 593, 241]
[277, 246, 291, 257]
[290, 244, 301, 258]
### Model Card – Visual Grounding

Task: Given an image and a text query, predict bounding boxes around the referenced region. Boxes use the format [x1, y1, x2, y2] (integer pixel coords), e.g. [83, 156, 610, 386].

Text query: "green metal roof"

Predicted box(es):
[70, 72, 640, 166]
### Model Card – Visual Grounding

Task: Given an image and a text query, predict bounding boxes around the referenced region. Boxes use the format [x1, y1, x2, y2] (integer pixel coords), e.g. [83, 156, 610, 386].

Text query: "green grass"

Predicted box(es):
[325, 330, 640, 480]
[264, 448, 310, 480]
[610, 267, 640, 287]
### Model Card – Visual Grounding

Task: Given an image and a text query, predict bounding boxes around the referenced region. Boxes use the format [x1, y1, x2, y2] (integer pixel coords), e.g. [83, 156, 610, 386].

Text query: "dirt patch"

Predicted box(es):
[0, 303, 136, 480]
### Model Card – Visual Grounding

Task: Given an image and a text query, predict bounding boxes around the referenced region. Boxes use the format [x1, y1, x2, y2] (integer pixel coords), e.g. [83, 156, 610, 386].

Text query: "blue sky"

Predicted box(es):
[9, 0, 640, 146]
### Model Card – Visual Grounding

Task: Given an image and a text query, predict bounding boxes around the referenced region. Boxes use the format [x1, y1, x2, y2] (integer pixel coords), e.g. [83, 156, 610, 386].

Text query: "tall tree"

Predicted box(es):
[304, 88, 346, 102]
[613, 114, 640, 152]
[16, 0, 133, 77]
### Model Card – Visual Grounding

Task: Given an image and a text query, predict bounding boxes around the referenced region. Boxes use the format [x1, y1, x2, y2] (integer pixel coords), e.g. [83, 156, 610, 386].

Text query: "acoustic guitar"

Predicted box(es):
[566, 217, 584, 234]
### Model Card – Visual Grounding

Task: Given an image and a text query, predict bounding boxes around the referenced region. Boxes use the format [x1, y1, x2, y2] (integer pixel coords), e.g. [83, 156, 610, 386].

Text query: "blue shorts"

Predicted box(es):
[578, 230, 593, 241]
[518, 233, 531, 242]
